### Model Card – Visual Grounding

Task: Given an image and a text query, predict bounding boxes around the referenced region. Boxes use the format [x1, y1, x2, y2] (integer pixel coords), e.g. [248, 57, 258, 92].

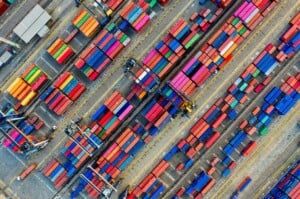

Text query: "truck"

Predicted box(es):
[17, 163, 37, 180]
[231, 176, 252, 198]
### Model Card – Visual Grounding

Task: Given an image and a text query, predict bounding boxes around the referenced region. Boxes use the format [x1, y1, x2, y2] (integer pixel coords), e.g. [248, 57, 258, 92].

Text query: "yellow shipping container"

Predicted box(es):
[21, 91, 37, 106]
[59, 75, 73, 90]
[7, 78, 23, 95]
[27, 69, 42, 85]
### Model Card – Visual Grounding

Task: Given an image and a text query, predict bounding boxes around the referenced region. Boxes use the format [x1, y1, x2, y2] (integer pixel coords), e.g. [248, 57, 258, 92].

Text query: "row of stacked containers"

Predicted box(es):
[119, 1, 151, 32]
[7, 64, 49, 107]
[265, 160, 300, 199]
[47, 38, 75, 64]
[132, 8, 298, 199]
[40, 72, 86, 115]
[218, 71, 300, 179]
[74, 23, 130, 81]
[169, 0, 278, 98]
[189, 7, 223, 32]
[72, 9, 99, 38]
[90, 91, 134, 140]
[134, 5, 225, 92]
[63, 0, 283, 198]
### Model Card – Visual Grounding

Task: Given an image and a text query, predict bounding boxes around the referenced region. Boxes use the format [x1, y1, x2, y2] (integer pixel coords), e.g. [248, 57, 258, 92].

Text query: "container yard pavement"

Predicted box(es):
[0, 145, 56, 199]
[117, 0, 299, 191]
[205, 102, 300, 199]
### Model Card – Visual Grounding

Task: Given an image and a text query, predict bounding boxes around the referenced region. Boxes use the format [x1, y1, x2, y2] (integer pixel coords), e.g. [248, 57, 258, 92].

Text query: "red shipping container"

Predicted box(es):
[242, 141, 257, 156]
[205, 132, 220, 148]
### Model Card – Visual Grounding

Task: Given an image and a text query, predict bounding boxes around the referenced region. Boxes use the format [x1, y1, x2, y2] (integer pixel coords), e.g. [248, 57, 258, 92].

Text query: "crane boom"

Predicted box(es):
[0, 37, 20, 49]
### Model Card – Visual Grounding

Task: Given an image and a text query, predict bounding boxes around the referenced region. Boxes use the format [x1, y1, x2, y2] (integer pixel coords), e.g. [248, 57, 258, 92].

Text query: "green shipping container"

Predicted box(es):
[185, 33, 200, 49]
[98, 129, 106, 138]
[165, 51, 173, 59]
[153, 60, 168, 74]
[76, 13, 91, 28]
[239, 26, 247, 36]
[53, 44, 68, 59]
[166, 89, 173, 97]
[231, 17, 240, 26]
[259, 127, 268, 136]
[239, 82, 248, 91]
[28, 70, 43, 85]
[24, 67, 39, 82]
[148, 0, 157, 8]
[230, 99, 239, 108]
[5, 0, 16, 4]
[83, 66, 92, 75]
[206, 13, 213, 21]
[120, 34, 128, 44]
[107, 23, 116, 32]
[252, 69, 260, 78]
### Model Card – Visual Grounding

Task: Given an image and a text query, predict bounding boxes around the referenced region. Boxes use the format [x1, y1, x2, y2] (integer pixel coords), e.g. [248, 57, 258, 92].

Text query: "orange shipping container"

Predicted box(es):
[44, 161, 60, 177]
[207, 167, 216, 176]
[120, 2, 135, 18]
[251, 106, 260, 116]
[16, 85, 31, 101]
[190, 119, 210, 138]
[72, 10, 88, 25]
[239, 119, 248, 129]
[12, 81, 28, 98]
[124, 136, 140, 153]
[48, 39, 64, 55]
[105, 91, 121, 107]
[152, 160, 169, 177]
[212, 113, 227, 129]
[201, 179, 216, 195]
[84, 20, 99, 38]
[7, 78, 24, 95]
[117, 129, 133, 147]
[195, 142, 204, 151]
[79, 16, 95, 33]
[290, 11, 300, 25]
[245, 126, 256, 135]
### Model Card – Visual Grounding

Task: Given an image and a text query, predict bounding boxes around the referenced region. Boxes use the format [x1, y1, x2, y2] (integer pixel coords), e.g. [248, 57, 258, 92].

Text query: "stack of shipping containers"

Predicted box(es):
[47, 38, 74, 64]
[74, 23, 130, 81]
[72, 10, 99, 38]
[265, 161, 300, 199]
[40, 72, 86, 115]
[7, 64, 49, 107]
